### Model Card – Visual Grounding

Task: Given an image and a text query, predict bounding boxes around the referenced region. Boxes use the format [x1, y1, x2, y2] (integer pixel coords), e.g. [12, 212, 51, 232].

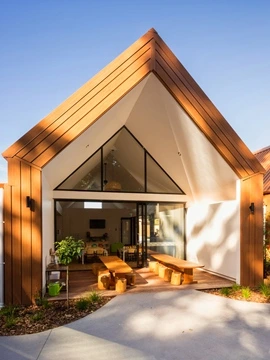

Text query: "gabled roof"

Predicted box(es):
[254, 145, 270, 194]
[2, 28, 265, 178]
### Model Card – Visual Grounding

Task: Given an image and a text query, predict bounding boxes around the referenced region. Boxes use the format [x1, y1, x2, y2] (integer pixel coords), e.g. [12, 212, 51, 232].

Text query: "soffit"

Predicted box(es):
[43, 74, 238, 203]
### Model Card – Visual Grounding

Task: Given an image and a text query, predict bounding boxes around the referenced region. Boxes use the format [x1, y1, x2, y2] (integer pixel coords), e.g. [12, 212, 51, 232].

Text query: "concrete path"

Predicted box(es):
[0, 289, 270, 360]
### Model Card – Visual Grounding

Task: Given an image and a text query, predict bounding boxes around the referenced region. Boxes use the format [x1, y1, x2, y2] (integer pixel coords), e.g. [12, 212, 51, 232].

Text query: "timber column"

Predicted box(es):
[4, 157, 42, 305]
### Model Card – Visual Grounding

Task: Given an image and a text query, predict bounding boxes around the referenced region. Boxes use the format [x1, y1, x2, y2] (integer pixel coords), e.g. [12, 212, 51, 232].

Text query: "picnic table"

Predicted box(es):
[150, 253, 204, 284]
[99, 255, 133, 275]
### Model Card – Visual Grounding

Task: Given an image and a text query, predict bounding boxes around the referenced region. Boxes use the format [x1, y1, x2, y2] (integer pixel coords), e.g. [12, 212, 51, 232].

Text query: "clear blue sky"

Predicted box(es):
[1, 0, 269, 182]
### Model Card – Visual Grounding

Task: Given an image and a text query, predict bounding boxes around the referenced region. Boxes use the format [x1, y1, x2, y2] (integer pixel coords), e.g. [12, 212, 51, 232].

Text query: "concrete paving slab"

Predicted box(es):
[0, 290, 270, 360]
[0, 330, 51, 360]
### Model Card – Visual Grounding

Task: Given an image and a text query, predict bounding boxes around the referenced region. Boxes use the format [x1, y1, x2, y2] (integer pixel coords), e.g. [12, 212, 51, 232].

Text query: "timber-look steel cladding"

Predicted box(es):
[254, 145, 270, 194]
[2, 28, 265, 304]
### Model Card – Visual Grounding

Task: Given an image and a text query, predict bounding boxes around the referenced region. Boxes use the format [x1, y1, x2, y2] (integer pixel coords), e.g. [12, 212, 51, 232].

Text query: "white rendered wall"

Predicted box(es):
[186, 199, 240, 282]
[42, 175, 55, 293]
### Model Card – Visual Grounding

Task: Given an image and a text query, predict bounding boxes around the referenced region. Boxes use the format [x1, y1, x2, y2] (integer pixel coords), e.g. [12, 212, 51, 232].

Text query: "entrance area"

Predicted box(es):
[55, 200, 185, 266]
[47, 265, 235, 301]
[50, 200, 235, 300]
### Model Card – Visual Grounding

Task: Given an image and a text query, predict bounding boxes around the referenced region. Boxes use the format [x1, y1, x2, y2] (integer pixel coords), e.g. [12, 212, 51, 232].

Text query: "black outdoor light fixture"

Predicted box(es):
[26, 196, 31, 208]
[26, 196, 35, 211]
[249, 202, 255, 214]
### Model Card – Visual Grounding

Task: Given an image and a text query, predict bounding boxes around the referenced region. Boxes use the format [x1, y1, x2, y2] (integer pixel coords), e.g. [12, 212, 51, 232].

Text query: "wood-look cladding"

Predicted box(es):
[2, 28, 264, 178]
[3, 183, 12, 304]
[4, 158, 42, 305]
[254, 145, 270, 194]
[240, 174, 264, 286]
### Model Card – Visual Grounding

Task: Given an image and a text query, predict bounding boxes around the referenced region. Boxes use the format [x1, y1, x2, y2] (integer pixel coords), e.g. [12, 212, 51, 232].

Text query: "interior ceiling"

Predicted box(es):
[57, 201, 136, 211]
[44, 73, 238, 203]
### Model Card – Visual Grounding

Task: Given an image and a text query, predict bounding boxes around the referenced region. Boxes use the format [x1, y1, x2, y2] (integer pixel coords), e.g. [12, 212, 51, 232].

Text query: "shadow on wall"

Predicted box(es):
[188, 202, 239, 280]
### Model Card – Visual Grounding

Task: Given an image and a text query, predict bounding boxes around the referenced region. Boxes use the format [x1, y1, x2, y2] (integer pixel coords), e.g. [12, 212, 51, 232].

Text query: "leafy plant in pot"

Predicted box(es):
[54, 236, 85, 306]
[55, 236, 85, 265]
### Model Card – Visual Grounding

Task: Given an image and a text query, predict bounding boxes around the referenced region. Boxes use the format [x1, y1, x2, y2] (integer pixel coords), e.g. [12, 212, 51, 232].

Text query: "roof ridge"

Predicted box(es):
[148, 27, 158, 34]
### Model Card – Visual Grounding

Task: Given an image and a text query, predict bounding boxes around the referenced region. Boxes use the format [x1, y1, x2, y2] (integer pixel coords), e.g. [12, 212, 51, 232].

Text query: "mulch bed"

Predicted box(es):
[0, 297, 113, 336]
[201, 288, 270, 303]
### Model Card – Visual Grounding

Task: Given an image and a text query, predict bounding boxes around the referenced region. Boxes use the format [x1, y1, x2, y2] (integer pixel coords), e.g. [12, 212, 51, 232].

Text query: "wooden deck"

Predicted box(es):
[47, 262, 235, 301]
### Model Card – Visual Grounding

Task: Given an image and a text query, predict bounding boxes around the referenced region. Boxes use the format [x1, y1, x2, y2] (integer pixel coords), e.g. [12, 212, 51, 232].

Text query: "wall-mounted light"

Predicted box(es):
[26, 196, 31, 208]
[249, 202, 255, 214]
[26, 196, 35, 211]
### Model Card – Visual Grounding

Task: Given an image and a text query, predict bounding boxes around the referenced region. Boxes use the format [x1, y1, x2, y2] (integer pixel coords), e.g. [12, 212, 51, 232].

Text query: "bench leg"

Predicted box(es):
[182, 268, 197, 284]
[115, 277, 127, 293]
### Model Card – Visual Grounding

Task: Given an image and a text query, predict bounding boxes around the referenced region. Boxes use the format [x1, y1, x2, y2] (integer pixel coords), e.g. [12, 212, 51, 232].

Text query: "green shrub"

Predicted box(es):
[75, 298, 90, 311]
[31, 311, 44, 322]
[88, 291, 102, 304]
[259, 283, 270, 298]
[40, 298, 50, 309]
[241, 287, 251, 300]
[5, 316, 17, 328]
[0, 305, 18, 317]
[231, 283, 241, 292]
[0, 305, 19, 328]
[35, 295, 50, 308]
[220, 287, 231, 296]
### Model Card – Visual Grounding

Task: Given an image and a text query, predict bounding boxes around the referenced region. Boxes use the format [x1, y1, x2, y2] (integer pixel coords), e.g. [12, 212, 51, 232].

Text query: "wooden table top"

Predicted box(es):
[99, 256, 133, 273]
[151, 253, 204, 269]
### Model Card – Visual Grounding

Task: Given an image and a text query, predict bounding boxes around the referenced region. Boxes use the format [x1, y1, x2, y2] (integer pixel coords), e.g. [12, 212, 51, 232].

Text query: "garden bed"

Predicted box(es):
[0, 292, 113, 336]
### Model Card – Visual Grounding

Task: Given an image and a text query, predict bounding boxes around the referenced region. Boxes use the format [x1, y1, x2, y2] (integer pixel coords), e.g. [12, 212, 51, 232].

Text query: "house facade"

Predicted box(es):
[255, 146, 270, 260]
[1, 29, 265, 305]
[255, 145, 270, 207]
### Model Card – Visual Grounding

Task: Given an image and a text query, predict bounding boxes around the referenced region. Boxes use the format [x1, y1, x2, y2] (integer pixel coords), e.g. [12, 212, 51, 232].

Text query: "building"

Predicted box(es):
[1, 29, 265, 305]
[254, 145, 270, 207]
[254, 145, 270, 263]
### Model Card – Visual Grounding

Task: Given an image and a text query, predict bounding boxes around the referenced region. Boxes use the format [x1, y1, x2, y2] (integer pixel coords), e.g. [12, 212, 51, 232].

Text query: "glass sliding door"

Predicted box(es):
[136, 202, 185, 267]
[121, 217, 136, 245]
[136, 203, 147, 267]
[54, 199, 185, 268]
[147, 203, 185, 258]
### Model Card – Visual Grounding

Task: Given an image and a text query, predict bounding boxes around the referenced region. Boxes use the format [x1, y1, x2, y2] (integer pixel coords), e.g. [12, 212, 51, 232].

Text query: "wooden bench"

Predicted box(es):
[150, 253, 204, 284]
[99, 255, 135, 286]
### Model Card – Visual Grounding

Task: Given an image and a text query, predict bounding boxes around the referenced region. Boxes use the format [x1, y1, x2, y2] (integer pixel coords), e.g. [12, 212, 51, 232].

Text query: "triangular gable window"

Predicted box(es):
[56, 127, 184, 194]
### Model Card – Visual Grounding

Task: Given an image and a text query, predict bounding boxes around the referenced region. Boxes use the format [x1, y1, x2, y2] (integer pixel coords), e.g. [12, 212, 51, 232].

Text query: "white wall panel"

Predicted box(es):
[41, 174, 55, 293]
[186, 200, 240, 282]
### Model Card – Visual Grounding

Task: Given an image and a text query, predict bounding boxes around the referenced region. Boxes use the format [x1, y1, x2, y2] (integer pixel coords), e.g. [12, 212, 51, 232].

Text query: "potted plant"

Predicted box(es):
[55, 236, 85, 265]
[54, 236, 85, 307]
